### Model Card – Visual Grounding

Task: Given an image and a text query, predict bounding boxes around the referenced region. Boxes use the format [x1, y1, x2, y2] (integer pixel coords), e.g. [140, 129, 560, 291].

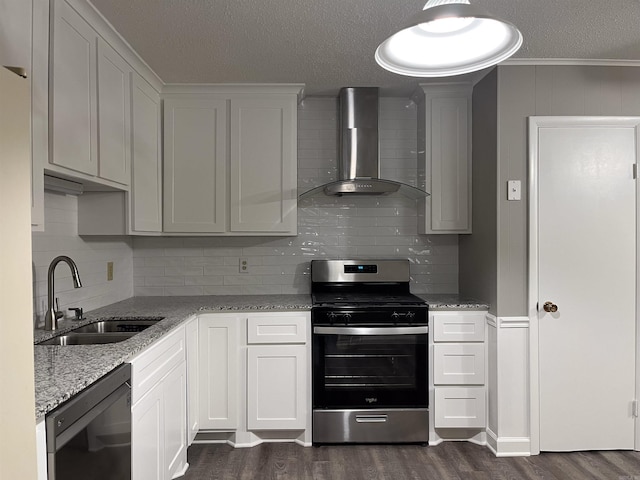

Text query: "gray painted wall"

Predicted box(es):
[459, 68, 498, 316]
[488, 65, 640, 316]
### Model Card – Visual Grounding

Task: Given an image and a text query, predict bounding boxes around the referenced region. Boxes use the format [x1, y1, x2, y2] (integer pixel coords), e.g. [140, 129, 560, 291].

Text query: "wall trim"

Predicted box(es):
[486, 428, 532, 457]
[498, 316, 530, 329]
[503, 58, 640, 68]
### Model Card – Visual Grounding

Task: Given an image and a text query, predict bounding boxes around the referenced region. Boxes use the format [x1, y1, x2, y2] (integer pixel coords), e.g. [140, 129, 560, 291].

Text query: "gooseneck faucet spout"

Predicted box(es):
[44, 256, 82, 331]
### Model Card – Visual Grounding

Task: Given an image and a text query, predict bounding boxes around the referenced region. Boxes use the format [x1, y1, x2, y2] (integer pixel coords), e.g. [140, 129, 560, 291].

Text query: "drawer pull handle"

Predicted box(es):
[355, 415, 388, 423]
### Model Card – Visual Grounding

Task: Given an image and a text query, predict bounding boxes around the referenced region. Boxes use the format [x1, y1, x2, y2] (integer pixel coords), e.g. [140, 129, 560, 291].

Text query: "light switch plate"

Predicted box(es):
[507, 180, 521, 201]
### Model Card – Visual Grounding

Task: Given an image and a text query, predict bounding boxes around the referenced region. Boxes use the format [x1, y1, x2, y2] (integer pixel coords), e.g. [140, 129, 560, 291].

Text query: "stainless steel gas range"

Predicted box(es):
[311, 259, 429, 444]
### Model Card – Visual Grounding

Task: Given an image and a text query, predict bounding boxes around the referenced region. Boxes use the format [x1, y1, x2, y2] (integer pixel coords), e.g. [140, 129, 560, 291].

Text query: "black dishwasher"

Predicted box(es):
[46, 364, 132, 480]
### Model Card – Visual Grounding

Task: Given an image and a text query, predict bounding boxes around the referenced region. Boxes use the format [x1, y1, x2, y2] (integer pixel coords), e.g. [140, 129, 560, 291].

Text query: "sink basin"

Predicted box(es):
[37, 317, 164, 346]
[38, 332, 135, 345]
[71, 318, 163, 334]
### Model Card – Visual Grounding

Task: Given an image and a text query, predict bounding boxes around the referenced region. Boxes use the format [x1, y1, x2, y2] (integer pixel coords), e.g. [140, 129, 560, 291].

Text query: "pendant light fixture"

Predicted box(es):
[375, 0, 523, 77]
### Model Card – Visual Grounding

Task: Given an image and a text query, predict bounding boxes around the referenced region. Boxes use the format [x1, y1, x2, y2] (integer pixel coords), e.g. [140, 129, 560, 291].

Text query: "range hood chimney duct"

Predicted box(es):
[299, 87, 428, 200]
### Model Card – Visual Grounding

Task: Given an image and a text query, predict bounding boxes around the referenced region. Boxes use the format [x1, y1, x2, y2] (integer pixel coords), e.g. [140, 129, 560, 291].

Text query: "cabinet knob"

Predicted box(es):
[543, 301, 558, 313]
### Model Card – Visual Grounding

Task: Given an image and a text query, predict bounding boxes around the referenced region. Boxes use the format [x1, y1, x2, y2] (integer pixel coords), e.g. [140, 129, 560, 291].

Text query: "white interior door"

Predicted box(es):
[531, 117, 638, 451]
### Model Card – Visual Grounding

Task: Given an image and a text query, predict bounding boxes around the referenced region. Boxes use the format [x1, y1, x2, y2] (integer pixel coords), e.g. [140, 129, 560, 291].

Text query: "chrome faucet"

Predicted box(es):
[44, 256, 82, 331]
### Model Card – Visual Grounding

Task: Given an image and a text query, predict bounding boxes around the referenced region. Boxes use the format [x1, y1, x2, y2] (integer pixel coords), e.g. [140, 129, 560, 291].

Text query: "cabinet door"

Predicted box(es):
[185, 317, 199, 445]
[432, 312, 485, 342]
[0, 0, 31, 70]
[132, 382, 164, 480]
[164, 97, 227, 233]
[31, 0, 48, 231]
[97, 38, 130, 185]
[50, 0, 98, 176]
[434, 386, 486, 428]
[247, 345, 306, 430]
[247, 312, 308, 344]
[198, 315, 239, 429]
[163, 362, 187, 478]
[418, 84, 471, 234]
[229, 97, 297, 234]
[131, 73, 162, 232]
[433, 343, 485, 385]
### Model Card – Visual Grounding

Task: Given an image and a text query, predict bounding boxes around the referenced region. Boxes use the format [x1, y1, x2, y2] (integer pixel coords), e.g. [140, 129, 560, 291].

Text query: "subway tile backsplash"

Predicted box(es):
[31, 191, 133, 327]
[32, 97, 458, 314]
[133, 97, 459, 296]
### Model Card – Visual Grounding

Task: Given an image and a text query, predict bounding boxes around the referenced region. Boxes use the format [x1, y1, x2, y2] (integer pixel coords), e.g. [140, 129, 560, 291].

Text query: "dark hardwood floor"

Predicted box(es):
[182, 442, 640, 480]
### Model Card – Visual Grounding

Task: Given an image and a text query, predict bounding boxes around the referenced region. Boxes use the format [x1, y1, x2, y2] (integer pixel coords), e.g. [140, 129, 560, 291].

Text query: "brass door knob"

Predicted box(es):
[543, 301, 558, 313]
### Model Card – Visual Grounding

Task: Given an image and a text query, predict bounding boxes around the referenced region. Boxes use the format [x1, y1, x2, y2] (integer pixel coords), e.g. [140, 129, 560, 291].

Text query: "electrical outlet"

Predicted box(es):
[239, 258, 249, 274]
[107, 261, 114, 281]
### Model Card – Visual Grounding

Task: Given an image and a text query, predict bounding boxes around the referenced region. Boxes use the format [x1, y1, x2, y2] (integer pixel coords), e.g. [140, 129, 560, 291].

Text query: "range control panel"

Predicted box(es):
[344, 264, 377, 274]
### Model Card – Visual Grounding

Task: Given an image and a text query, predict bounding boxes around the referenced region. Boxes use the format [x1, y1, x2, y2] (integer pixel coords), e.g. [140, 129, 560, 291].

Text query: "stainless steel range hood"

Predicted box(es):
[299, 87, 428, 200]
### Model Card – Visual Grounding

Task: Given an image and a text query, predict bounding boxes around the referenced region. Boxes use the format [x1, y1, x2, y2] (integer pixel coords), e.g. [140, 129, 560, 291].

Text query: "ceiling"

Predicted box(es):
[89, 0, 640, 96]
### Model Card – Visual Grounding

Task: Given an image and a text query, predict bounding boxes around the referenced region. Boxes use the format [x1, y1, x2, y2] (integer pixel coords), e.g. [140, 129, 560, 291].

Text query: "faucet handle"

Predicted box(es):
[55, 298, 63, 319]
[68, 307, 84, 321]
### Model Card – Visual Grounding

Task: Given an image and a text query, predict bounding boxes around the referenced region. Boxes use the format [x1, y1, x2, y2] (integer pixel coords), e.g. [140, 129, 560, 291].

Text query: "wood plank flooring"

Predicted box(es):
[182, 442, 640, 480]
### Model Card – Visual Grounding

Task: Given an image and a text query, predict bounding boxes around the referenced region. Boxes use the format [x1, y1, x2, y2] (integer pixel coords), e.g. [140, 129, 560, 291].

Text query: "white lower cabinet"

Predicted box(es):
[430, 311, 487, 442]
[163, 362, 188, 476]
[434, 386, 486, 428]
[130, 326, 187, 480]
[198, 311, 311, 446]
[246, 345, 307, 431]
[132, 381, 163, 480]
[185, 317, 199, 445]
[198, 314, 240, 430]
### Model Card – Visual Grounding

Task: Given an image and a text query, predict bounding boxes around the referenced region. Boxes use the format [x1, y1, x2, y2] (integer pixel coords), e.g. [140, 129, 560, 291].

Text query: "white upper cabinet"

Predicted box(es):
[0, 0, 32, 70]
[97, 37, 131, 185]
[131, 72, 162, 233]
[50, 0, 98, 176]
[416, 83, 472, 234]
[163, 96, 227, 233]
[162, 85, 302, 236]
[229, 96, 297, 234]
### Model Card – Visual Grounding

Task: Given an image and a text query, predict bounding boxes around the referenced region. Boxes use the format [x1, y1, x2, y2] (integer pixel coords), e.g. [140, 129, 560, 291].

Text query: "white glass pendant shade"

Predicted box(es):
[375, 1, 523, 77]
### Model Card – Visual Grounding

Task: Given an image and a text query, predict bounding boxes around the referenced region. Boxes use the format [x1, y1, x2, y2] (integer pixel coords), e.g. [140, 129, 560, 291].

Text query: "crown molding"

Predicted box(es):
[502, 58, 640, 67]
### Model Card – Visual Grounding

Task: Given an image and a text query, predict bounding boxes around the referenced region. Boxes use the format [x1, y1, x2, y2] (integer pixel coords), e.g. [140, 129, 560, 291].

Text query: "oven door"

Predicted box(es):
[312, 326, 428, 409]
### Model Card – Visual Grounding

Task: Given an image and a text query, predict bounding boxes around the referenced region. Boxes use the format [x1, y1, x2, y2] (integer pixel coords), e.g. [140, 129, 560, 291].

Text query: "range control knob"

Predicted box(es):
[342, 313, 352, 322]
[327, 312, 337, 320]
[406, 311, 415, 319]
[391, 312, 400, 320]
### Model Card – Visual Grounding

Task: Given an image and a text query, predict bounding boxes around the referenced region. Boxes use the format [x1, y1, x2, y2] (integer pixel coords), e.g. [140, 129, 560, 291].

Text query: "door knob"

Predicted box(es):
[543, 301, 558, 313]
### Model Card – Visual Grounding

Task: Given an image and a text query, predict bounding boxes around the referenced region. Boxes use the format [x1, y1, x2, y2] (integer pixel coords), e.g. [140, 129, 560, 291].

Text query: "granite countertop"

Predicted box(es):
[34, 295, 311, 419]
[33, 293, 487, 419]
[419, 294, 489, 311]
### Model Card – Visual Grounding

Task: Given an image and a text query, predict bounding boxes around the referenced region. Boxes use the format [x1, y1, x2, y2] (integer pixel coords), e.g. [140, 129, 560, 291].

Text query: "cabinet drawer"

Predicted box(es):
[129, 326, 185, 404]
[433, 344, 485, 385]
[434, 387, 486, 428]
[432, 312, 485, 342]
[247, 312, 308, 344]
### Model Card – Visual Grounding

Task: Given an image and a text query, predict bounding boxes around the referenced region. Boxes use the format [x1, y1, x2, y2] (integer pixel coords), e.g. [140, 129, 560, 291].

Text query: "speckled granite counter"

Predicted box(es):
[34, 293, 487, 419]
[419, 294, 489, 311]
[34, 295, 311, 419]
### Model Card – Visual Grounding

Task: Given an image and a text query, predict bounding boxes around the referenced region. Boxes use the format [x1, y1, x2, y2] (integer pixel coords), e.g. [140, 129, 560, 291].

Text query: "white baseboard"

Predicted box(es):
[486, 428, 531, 457]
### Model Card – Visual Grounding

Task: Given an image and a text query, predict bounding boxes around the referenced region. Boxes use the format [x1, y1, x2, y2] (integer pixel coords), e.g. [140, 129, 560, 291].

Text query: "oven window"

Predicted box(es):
[313, 332, 427, 409]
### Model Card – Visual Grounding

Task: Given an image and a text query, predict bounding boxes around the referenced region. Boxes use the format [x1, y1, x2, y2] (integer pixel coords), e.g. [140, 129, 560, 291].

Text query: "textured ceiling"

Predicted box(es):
[89, 0, 640, 96]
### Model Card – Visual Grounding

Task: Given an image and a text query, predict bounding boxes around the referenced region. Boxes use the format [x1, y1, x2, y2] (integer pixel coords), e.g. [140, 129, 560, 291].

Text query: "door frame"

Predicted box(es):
[528, 116, 640, 454]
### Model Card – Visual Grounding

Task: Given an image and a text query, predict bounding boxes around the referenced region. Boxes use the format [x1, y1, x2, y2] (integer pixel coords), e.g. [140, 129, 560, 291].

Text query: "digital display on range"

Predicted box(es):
[344, 264, 377, 274]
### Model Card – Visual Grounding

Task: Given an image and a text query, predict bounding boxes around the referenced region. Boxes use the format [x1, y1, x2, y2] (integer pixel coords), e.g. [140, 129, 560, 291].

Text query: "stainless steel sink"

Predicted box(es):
[38, 333, 136, 345]
[37, 317, 164, 345]
[71, 318, 162, 334]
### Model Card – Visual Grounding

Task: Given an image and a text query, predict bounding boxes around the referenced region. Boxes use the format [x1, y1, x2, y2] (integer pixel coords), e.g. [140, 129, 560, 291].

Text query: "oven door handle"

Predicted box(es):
[313, 326, 428, 335]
